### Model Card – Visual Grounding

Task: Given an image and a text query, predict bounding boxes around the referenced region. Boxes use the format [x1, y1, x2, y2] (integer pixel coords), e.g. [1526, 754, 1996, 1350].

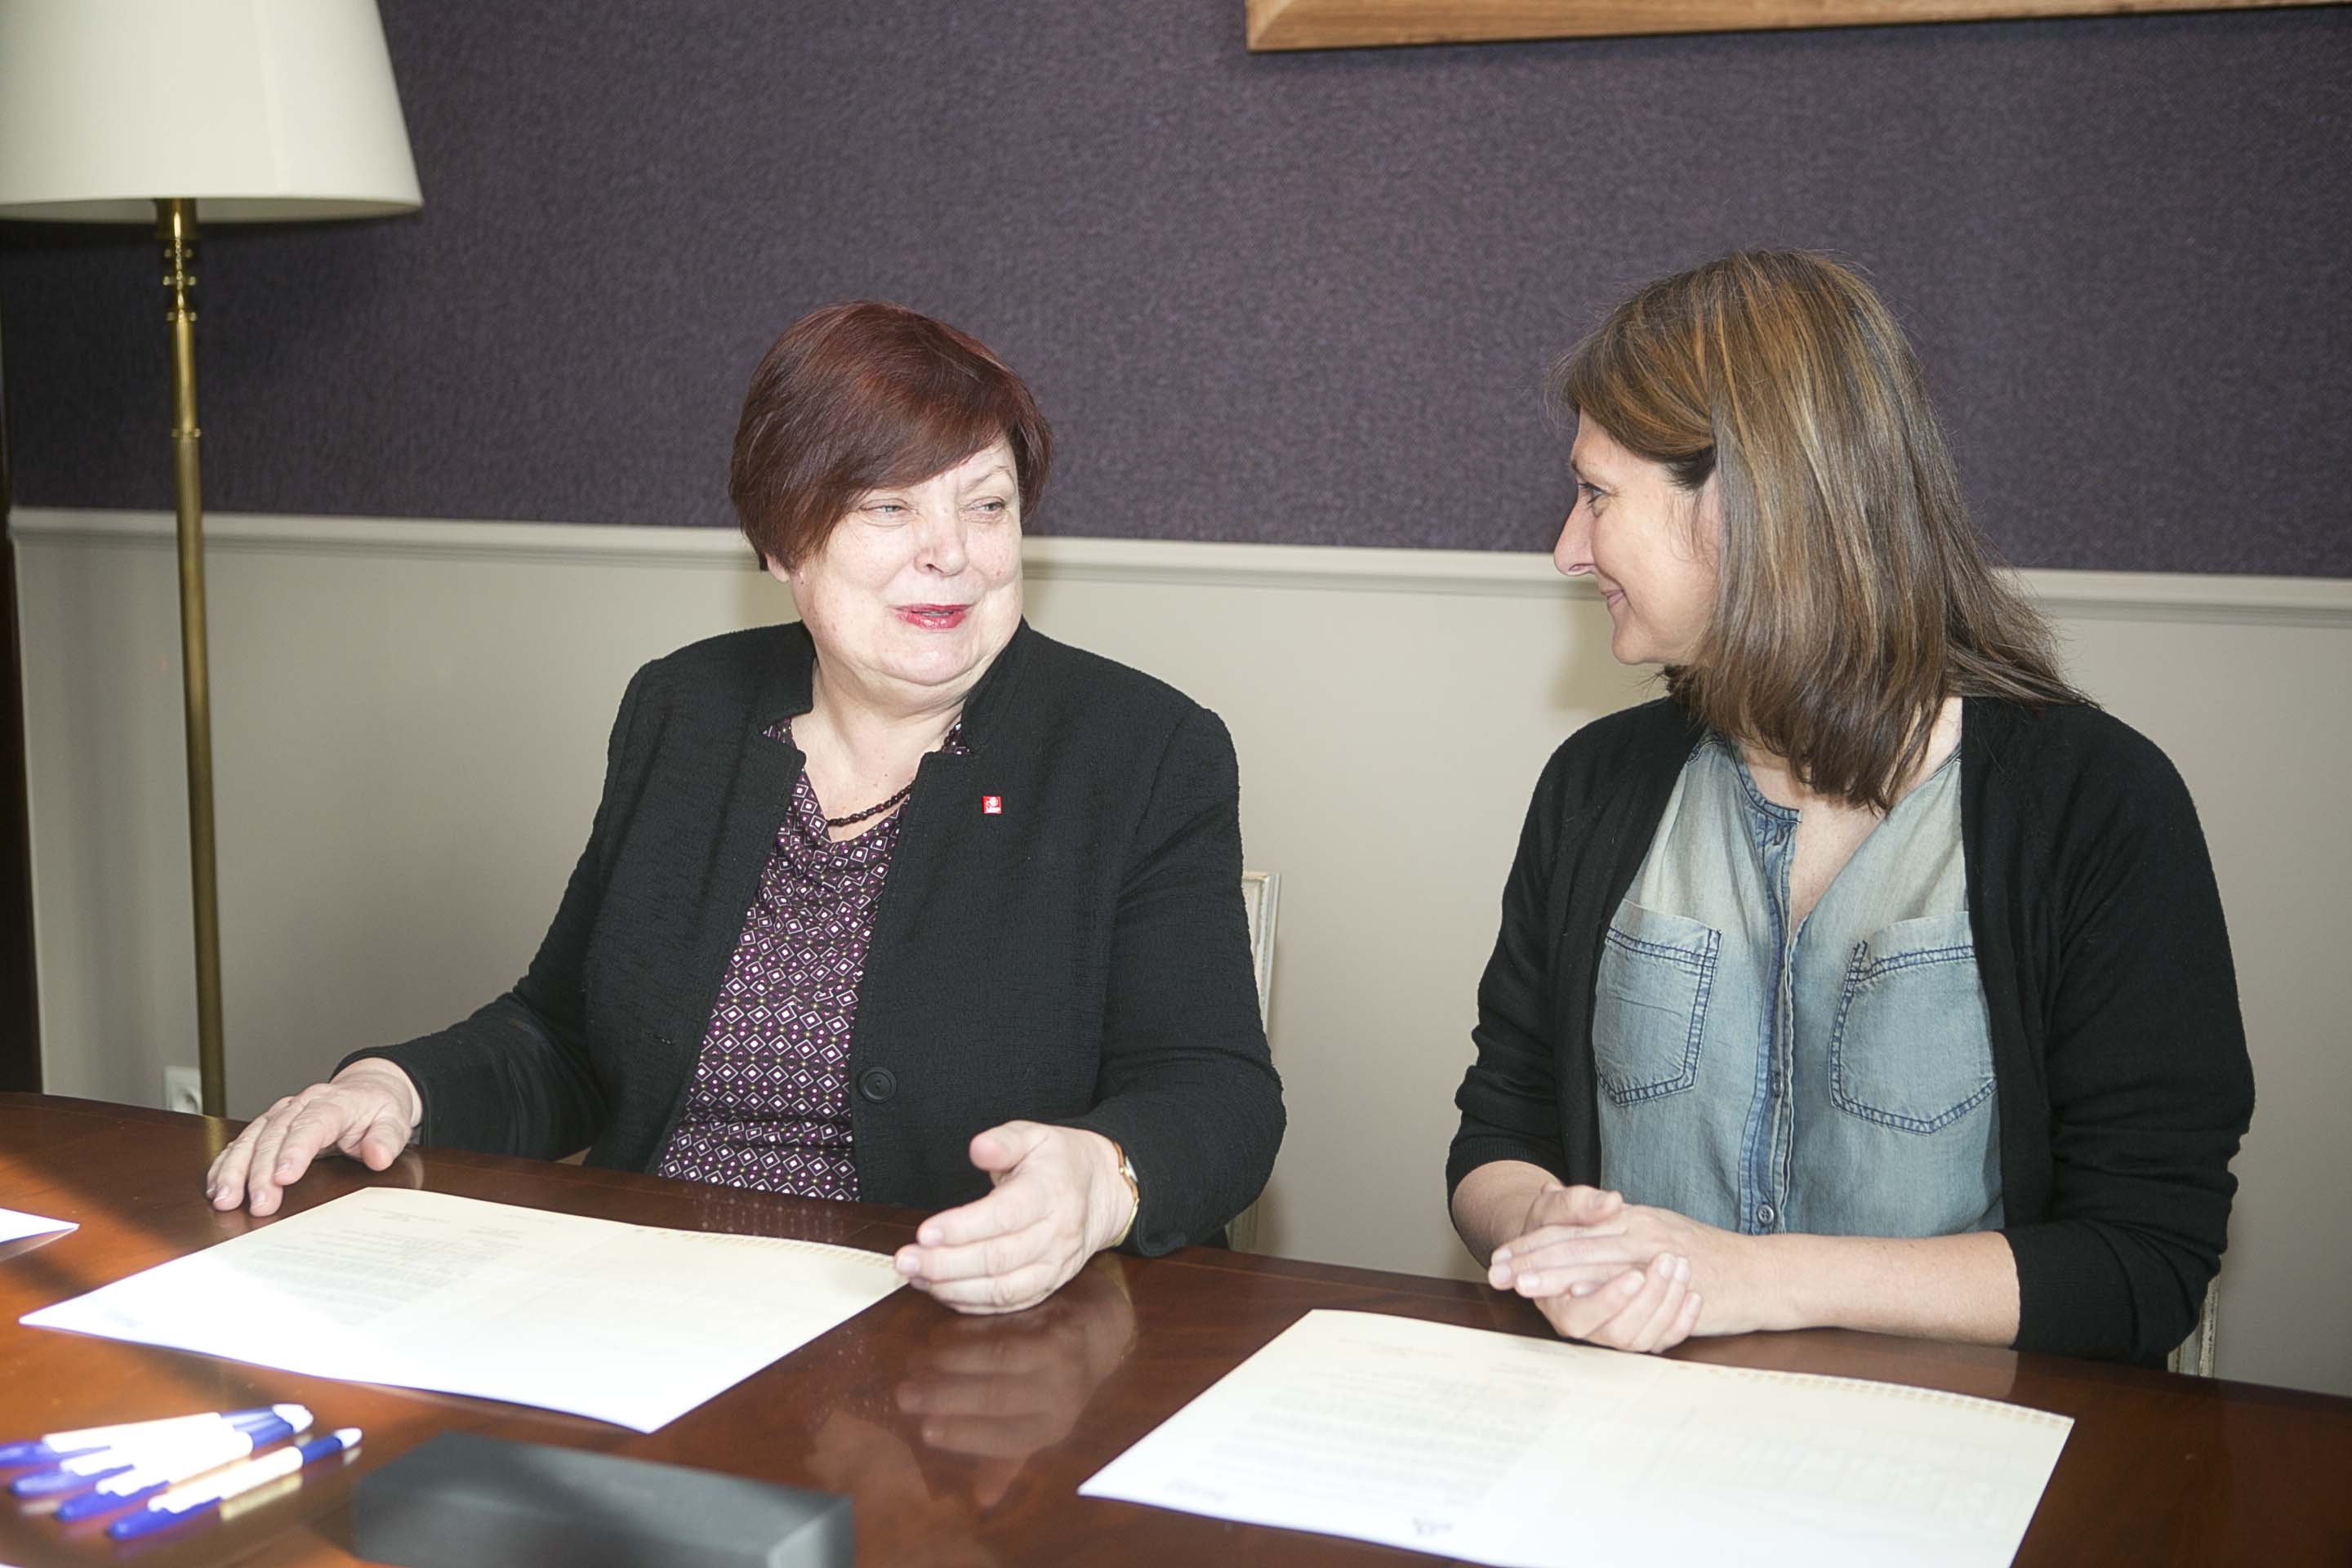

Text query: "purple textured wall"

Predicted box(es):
[2, 2, 2345, 572]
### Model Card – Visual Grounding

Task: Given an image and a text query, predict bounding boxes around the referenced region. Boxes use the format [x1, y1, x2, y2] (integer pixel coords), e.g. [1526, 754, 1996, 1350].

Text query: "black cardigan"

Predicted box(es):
[351, 621, 1284, 1255]
[1448, 696, 2255, 1364]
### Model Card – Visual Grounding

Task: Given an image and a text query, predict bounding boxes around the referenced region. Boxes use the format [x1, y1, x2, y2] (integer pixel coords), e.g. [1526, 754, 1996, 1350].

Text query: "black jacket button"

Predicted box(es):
[858, 1068, 897, 1104]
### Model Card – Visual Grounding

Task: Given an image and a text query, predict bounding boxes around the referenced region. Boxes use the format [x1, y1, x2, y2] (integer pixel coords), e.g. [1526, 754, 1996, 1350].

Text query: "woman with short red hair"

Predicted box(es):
[207, 302, 1284, 1313]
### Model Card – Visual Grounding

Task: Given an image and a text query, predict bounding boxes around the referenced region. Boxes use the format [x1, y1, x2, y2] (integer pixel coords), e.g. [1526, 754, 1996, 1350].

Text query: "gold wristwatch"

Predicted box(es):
[1107, 1139, 1143, 1249]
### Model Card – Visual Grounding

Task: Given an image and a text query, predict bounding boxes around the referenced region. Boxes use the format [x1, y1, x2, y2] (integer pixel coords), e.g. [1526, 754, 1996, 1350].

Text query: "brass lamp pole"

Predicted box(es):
[0, 0, 419, 1120]
[158, 198, 225, 1116]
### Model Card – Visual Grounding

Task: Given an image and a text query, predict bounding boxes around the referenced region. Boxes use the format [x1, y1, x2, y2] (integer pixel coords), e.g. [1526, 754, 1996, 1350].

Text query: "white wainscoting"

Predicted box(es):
[14, 507, 2351, 1396]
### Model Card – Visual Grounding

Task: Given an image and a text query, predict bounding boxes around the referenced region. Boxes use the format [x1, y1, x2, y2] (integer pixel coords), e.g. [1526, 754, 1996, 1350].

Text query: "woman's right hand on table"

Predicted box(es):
[203, 1059, 422, 1216]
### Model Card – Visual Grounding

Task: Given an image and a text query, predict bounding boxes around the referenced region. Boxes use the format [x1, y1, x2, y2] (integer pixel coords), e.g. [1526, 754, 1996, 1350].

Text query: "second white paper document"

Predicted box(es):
[1082, 1309, 2071, 1568]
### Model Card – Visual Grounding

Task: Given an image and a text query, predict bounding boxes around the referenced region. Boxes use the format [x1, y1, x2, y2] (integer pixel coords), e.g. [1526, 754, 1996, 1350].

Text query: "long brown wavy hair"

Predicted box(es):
[1553, 250, 2084, 811]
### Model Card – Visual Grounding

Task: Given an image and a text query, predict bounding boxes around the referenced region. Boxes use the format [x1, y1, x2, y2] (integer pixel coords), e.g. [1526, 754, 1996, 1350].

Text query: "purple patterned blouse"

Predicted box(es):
[653, 719, 964, 1200]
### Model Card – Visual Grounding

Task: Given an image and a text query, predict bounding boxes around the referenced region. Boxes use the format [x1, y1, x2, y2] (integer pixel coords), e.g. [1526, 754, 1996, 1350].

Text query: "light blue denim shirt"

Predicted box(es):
[1594, 733, 2002, 1238]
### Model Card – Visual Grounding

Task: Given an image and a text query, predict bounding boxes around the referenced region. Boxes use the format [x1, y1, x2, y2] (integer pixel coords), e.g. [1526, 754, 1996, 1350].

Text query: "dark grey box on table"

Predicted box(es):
[353, 1431, 853, 1568]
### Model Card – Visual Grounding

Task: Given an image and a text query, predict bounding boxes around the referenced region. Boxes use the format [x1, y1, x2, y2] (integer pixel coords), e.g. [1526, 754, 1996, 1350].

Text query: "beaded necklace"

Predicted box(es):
[822, 782, 915, 830]
[808, 717, 964, 829]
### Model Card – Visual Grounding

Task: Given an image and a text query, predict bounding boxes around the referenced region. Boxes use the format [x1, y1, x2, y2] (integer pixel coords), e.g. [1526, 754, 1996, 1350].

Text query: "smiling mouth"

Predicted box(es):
[896, 604, 970, 630]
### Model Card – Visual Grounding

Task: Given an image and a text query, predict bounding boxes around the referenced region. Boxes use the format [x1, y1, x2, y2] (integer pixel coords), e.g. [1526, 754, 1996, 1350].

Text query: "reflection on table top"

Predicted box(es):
[2, 1092, 2347, 1566]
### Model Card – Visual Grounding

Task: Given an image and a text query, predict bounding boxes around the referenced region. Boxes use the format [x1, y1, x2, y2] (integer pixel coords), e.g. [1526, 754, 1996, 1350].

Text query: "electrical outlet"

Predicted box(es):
[163, 1066, 203, 1116]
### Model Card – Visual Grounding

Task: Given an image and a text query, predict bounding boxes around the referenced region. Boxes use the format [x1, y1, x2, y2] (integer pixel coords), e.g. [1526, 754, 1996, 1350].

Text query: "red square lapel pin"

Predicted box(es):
[982, 795, 1003, 815]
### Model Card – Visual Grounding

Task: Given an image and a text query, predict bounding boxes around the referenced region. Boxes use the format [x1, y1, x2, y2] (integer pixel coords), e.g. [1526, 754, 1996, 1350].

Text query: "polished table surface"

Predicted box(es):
[2, 1093, 2347, 1566]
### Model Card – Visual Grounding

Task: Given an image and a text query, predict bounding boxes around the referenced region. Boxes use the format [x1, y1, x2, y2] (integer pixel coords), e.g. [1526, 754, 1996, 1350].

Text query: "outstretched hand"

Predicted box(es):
[893, 1121, 1135, 1315]
[203, 1059, 421, 1217]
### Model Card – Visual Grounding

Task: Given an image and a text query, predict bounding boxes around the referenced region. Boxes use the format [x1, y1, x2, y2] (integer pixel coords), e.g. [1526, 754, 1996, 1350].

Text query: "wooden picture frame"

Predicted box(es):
[1245, 0, 2339, 51]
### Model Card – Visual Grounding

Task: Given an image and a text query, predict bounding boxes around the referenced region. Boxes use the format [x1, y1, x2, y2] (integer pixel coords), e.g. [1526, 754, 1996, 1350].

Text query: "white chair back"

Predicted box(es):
[2167, 1282, 2220, 1377]
[1225, 871, 1279, 1253]
[1240, 870, 1279, 1027]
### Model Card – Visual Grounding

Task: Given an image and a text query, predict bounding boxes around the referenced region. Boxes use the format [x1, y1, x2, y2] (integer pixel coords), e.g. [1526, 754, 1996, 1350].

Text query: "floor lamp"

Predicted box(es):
[0, 0, 421, 1116]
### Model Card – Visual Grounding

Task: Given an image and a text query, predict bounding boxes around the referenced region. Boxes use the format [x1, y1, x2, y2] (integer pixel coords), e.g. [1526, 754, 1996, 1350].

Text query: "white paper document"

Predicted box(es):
[21, 1187, 904, 1432]
[1082, 1310, 2072, 1568]
[0, 1206, 76, 1246]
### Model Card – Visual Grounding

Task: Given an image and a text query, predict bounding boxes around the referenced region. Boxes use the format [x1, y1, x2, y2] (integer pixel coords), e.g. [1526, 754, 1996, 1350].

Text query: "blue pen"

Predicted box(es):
[51, 1407, 312, 1521]
[0, 1406, 281, 1468]
[109, 1428, 361, 1541]
[10, 1406, 304, 1497]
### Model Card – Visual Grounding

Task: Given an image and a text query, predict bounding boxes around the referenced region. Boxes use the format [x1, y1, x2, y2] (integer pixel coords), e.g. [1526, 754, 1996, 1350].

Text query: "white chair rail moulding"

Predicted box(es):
[12, 510, 2351, 629]
[0, 0, 420, 221]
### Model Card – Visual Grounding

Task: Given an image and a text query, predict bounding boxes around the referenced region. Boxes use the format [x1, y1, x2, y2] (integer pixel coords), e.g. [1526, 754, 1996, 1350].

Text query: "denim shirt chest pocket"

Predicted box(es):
[1592, 902, 1722, 1105]
[1827, 909, 1995, 1134]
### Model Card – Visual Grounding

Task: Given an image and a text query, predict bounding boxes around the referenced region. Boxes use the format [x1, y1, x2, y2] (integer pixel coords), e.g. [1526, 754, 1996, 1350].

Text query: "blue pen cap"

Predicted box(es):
[54, 1480, 164, 1522]
[11, 1459, 129, 1497]
[109, 1496, 216, 1542]
[0, 1440, 99, 1467]
[232, 1416, 296, 1450]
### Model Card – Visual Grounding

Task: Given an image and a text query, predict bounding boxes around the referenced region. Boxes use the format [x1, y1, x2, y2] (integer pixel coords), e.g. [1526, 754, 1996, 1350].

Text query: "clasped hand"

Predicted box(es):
[1487, 1183, 1753, 1353]
[893, 1122, 1134, 1315]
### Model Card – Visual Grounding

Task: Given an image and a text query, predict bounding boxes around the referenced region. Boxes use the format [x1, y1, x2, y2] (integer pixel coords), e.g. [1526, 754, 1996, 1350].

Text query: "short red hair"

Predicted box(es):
[729, 301, 1054, 569]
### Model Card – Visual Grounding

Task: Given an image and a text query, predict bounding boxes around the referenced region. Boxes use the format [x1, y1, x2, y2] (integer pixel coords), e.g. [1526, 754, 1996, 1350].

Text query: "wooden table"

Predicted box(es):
[2, 1093, 2345, 1566]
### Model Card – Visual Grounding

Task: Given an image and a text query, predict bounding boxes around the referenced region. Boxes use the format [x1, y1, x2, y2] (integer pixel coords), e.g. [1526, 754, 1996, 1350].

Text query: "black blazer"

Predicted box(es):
[352, 621, 1284, 1254]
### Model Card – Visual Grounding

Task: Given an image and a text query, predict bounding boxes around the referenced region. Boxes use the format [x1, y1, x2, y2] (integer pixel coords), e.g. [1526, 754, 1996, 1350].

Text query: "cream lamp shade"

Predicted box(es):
[0, 0, 421, 221]
[0, 0, 421, 1116]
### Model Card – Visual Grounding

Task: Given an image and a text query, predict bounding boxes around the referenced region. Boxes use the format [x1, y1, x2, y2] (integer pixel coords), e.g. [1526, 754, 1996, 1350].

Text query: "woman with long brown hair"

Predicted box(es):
[1449, 251, 2252, 1363]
